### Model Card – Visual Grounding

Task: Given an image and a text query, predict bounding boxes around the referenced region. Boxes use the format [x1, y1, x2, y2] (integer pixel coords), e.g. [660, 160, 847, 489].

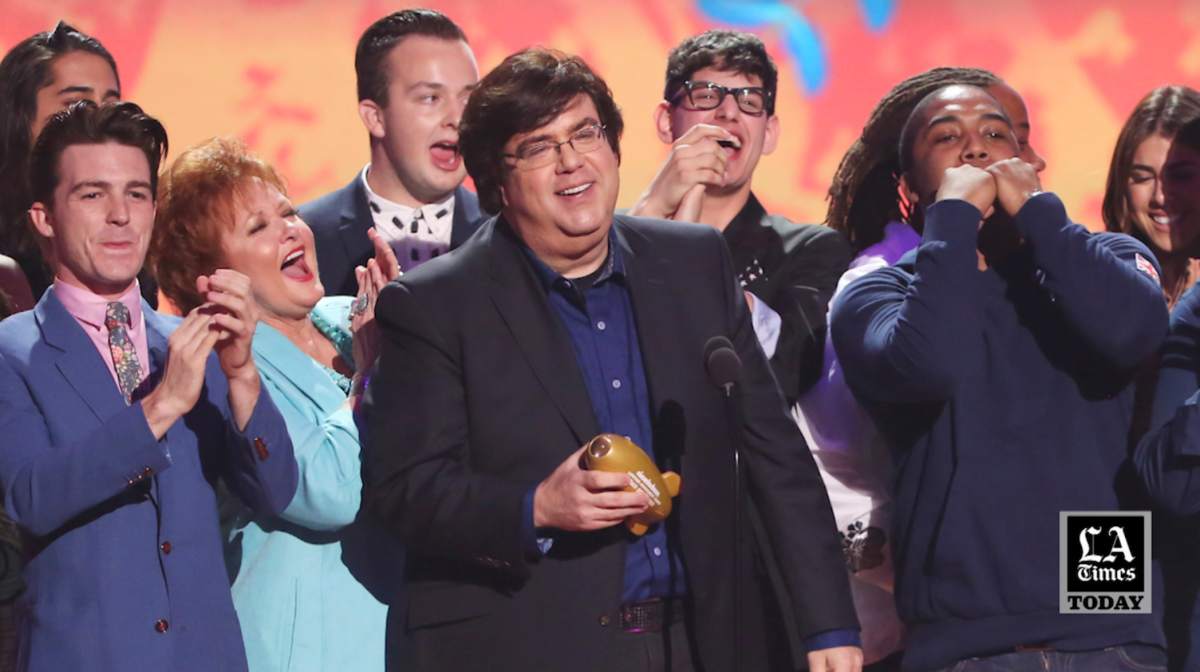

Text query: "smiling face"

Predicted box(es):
[660, 66, 779, 197]
[1161, 139, 1200, 257]
[31, 52, 120, 141]
[220, 178, 323, 321]
[1126, 133, 1173, 253]
[29, 142, 153, 299]
[365, 35, 478, 206]
[500, 94, 619, 272]
[901, 86, 1020, 207]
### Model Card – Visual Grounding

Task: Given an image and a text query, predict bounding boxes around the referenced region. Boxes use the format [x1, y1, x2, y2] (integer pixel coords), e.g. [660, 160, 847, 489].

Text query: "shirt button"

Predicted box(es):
[654, 547, 662, 557]
[597, 321, 606, 330]
[612, 379, 621, 389]
[599, 613, 612, 627]
[155, 619, 169, 633]
[161, 541, 172, 555]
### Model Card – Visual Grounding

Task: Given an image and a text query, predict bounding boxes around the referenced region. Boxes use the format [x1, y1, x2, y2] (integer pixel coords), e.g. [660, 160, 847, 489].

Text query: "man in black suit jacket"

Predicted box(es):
[364, 48, 860, 672]
[628, 30, 852, 402]
[298, 9, 487, 297]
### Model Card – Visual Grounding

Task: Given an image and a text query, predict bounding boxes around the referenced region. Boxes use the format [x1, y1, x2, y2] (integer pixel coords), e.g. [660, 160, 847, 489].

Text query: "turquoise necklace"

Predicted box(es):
[308, 310, 355, 395]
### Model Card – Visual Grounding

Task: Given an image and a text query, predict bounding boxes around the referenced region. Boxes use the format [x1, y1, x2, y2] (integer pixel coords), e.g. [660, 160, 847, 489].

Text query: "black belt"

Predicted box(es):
[620, 597, 686, 633]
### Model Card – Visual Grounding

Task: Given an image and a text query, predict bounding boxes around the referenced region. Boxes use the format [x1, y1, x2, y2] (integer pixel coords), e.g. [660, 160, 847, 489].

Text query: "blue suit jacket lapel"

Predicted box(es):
[337, 177, 375, 272]
[142, 305, 173, 378]
[450, 185, 485, 249]
[36, 289, 129, 423]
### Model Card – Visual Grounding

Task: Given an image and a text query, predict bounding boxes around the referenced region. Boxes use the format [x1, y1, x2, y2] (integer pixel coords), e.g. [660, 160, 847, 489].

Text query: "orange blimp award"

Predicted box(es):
[583, 434, 681, 536]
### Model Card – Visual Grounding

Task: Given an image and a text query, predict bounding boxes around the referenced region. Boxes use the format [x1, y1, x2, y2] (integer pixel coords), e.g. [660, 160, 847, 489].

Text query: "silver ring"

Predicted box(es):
[351, 293, 370, 317]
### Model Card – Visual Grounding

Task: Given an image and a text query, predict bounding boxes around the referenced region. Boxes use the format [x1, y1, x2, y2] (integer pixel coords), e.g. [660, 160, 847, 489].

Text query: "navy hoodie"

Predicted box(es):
[1137, 279, 1200, 514]
[832, 194, 1168, 671]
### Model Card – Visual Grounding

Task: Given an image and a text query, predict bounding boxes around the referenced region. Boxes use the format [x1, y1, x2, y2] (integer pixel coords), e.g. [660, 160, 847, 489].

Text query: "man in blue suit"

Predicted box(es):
[300, 9, 487, 296]
[0, 101, 298, 671]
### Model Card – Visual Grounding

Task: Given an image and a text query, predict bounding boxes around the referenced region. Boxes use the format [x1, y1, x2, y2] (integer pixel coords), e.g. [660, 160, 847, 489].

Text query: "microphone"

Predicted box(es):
[704, 336, 742, 396]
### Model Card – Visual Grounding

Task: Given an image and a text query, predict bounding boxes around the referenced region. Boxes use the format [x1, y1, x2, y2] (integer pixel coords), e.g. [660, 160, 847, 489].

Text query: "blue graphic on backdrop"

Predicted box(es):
[696, 0, 895, 96]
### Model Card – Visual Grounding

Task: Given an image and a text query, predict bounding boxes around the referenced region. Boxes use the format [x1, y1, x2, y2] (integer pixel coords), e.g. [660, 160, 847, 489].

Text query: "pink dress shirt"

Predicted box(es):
[54, 279, 150, 391]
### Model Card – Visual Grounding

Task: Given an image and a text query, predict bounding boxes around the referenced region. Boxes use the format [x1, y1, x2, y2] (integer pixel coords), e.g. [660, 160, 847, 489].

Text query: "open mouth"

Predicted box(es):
[1152, 214, 1171, 228]
[281, 247, 313, 281]
[716, 137, 742, 150]
[431, 141, 460, 171]
[556, 183, 592, 197]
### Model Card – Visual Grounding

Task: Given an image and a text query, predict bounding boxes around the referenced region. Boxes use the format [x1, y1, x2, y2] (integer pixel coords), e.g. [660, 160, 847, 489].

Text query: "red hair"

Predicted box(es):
[149, 137, 286, 314]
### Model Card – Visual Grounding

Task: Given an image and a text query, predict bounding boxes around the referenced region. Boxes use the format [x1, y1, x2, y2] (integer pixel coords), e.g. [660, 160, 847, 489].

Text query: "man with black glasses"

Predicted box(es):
[629, 30, 852, 403]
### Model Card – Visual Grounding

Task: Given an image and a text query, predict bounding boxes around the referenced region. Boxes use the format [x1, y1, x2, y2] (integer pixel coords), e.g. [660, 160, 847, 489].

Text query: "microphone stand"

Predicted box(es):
[721, 379, 744, 672]
[705, 337, 744, 672]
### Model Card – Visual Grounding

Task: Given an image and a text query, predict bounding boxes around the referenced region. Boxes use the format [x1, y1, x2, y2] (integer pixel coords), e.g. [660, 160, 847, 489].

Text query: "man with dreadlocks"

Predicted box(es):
[832, 83, 1168, 671]
[825, 68, 1045, 255]
[795, 68, 1047, 670]
[628, 29, 852, 403]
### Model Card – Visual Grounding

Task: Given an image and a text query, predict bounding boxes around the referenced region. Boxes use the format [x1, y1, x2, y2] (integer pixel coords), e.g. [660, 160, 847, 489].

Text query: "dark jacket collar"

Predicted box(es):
[721, 192, 767, 245]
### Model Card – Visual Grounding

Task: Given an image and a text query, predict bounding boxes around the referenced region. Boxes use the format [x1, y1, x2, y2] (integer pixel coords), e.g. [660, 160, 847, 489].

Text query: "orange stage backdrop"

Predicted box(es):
[2, 0, 1198, 231]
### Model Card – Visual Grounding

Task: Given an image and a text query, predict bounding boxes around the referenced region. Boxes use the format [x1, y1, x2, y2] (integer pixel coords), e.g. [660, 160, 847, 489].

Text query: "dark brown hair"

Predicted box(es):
[29, 100, 166, 209]
[826, 67, 1001, 252]
[355, 9, 467, 107]
[459, 48, 624, 215]
[150, 137, 287, 315]
[0, 22, 119, 272]
[664, 30, 777, 116]
[1102, 85, 1200, 239]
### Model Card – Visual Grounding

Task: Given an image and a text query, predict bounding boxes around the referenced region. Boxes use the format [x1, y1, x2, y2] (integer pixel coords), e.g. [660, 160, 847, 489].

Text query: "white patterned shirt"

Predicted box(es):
[360, 164, 456, 272]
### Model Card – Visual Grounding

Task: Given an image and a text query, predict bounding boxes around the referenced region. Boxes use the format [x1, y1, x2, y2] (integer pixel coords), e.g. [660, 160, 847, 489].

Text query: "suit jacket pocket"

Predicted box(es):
[406, 581, 506, 630]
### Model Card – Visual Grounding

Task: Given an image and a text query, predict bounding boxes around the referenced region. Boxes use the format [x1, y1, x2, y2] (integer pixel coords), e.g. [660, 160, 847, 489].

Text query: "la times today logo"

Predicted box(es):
[1059, 511, 1151, 614]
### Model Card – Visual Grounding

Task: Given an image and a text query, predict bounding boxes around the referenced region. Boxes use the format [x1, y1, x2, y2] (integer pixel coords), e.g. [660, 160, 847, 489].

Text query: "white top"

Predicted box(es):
[361, 164, 456, 272]
[795, 221, 920, 664]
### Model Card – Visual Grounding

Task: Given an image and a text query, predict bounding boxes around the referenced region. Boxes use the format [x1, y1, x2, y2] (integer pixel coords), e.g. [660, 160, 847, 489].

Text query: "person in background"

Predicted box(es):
[0, 21, 120, 300]
[0, 100, 297, 672]
[628, 29, 852, 404]
[1101, 87, 1200, 672]
[0, 283, 21, 672]
[0, 255, 33, 313]
[799, 67, 1048, 671]
[833, 83, 1167, 672]
[152, 136, 400, 672]
[299, 8, 487, 295]
[1103, 86, 1200, 310]
[1133, 116, 1200, 672]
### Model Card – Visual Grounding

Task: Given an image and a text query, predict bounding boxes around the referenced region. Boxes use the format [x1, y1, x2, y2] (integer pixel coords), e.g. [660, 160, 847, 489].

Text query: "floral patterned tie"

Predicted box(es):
[104, 302, 142, 403]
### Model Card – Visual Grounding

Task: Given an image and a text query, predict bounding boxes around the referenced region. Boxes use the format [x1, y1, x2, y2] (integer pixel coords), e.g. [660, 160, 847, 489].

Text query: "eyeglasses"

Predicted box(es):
[504, 124, 609, 170]
[671, 81, 772, 116]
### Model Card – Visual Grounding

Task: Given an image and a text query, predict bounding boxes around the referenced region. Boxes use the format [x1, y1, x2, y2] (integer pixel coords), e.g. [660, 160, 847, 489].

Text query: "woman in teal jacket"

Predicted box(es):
[151, 137, 400, 672]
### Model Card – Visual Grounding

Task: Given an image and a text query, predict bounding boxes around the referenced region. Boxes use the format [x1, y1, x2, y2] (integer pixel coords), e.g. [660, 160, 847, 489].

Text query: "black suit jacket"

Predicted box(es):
[364, 214, 857, 672]
[725, 194, 853, 404]
[298, 174, 487, 297]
